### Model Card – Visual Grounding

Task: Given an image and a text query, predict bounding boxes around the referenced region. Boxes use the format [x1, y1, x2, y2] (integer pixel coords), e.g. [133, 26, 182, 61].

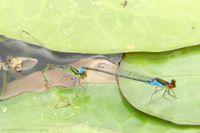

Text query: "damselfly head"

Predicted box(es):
[78, 67, 86, 75]
[78, 67, 87, 79]
[69, 66, 87, 77]
[169, 79, 176, 89]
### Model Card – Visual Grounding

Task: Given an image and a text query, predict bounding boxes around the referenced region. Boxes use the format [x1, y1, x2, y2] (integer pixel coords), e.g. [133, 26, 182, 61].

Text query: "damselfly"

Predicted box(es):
[42, 64, 87, 90]
[42, 64, 176, 102]
[79, 66, 177, 102]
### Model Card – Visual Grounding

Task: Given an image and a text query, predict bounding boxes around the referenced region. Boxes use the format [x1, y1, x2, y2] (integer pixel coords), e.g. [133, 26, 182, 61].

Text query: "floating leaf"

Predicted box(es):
[119, 45, 200, 125]
[0, 84, 200, 132]
[0, 0, 200, 53]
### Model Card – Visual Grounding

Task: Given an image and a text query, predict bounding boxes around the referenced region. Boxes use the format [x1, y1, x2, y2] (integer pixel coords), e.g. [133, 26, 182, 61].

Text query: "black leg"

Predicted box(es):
[42, 64, 53, 88]
[73, 78, 79, 96]
[149, 87, 164, 104]
[168, 89, 177, 99]
[162, 88, 172, 103]
[77, 77, 87, 95]
[42, 64, 60, 88]
[73, 77, 85, 96]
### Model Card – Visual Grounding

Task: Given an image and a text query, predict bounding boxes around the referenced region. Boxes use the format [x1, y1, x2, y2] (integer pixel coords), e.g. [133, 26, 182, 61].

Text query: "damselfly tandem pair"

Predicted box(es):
[42, 64, 177, 102]
[0, 55, 177, 103]
[42, 64, 87, 91]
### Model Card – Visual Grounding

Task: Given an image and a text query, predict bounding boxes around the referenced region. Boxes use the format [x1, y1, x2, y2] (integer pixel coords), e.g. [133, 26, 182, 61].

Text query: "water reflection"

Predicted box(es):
[0, 35, 122, 99]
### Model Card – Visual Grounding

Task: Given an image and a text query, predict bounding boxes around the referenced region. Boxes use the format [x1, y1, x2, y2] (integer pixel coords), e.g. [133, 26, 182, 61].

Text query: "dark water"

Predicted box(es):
[0, 35, 122, 86]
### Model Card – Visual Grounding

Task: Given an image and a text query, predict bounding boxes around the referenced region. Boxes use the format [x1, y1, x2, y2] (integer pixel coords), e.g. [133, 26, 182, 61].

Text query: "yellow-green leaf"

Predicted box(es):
[119, 45, 200, 125]
[1, 0, 200, 53]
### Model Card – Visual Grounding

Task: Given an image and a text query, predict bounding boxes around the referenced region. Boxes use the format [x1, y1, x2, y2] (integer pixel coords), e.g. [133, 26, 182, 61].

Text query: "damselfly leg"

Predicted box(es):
[162, 88, 173, 103]
[166, 88, 177, 99]
[149, 87, 176, 104]
[72, 77, 87, 96]
[149, 87, 164, 104]
[42, 64, 56, 88]
[42, 64, 87, 96]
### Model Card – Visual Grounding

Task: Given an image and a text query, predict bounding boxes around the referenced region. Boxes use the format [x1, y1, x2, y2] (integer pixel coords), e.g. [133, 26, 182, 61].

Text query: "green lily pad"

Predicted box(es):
[1, 0, 200, 53]
[24, 124, 118, 133]
[0, 84, 200, 132]
[119, 45, 200, 125]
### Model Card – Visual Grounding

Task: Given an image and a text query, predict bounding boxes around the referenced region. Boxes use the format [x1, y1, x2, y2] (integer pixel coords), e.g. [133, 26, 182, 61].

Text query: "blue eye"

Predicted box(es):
[78, 67, 86, 74]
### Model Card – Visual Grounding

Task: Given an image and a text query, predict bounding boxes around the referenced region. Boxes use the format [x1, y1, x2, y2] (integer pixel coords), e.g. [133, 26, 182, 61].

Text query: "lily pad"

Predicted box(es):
[119, 45, 200, 125]
[1, 0, 200, 53]
[0, 84, 200, 132]
[24, 124, 118, 133]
